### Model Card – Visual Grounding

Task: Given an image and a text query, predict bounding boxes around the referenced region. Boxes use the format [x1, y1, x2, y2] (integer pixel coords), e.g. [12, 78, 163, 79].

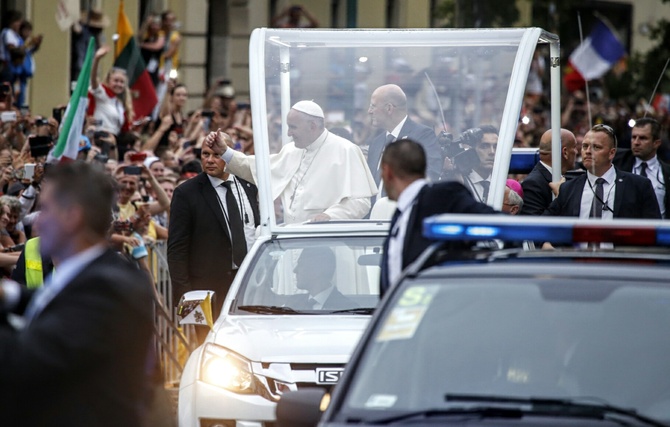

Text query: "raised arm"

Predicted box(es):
[90, 45, 111, 91]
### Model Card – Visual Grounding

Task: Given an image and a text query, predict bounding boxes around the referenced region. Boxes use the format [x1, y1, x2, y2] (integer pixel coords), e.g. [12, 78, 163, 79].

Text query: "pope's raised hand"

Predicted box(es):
[205, 128, 228, 156]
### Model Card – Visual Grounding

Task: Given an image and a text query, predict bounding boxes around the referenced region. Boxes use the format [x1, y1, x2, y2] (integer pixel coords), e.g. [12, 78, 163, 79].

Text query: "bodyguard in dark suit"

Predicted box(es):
[168, 140, 259, 316]
[544, 124, 661, 219]
[0, 162, 154, 426]
[367, 84, 442, 186]
[520, 128, 578, 215]
[612, 117, 669, 218]
[379, 139, 497, 296]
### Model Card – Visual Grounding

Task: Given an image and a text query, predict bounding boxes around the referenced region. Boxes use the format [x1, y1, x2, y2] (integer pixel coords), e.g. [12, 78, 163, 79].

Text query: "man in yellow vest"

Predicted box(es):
[10, 237, 54, 288]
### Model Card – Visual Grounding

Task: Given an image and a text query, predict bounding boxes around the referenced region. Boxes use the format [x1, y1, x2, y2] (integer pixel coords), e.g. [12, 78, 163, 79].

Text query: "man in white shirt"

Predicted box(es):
[205, 100, 377, 223]
[461, 125, 499, 204]
[545, 124, 660, 219]
[0, 161, 155, 425]
[613, 117, 670, 218]
[520, 128, 578, 215]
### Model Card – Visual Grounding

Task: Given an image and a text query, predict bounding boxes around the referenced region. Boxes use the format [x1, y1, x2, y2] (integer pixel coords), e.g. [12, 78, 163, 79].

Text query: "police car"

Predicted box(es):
[277, 215, 670, 427]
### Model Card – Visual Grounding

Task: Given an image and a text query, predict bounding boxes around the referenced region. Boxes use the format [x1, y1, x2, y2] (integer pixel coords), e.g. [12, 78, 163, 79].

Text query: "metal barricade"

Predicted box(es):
[147, 241, 195, 387]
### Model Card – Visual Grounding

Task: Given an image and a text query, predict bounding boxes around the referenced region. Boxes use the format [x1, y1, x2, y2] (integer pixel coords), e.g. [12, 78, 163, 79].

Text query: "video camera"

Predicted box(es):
[438, 127, 483, 177]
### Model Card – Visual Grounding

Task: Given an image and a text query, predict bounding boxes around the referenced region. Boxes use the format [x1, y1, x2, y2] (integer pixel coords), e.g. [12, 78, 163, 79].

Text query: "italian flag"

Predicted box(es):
[47, 38, 95, 163]
[114, 0, 157, 119]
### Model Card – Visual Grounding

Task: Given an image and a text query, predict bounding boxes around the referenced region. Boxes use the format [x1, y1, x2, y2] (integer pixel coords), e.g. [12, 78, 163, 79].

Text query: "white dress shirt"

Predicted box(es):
[634, 156, 665, 218]
[580, 166, 617, 220]
[466, 169, 491, 203]
[207, 174, 257, 255]
[388, 179, 426, 287]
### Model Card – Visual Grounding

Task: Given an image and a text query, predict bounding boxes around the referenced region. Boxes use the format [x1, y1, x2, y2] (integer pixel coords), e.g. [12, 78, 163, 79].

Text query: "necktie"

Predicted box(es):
[380, 208, 402, 295]
[589, 178, 606, 218]
[386, 133, 396, 145]
[480, 180, 490, 202]
[222, 181, 247, 266]
[640, 162, 648, 178]
[308, 297, 318, 309]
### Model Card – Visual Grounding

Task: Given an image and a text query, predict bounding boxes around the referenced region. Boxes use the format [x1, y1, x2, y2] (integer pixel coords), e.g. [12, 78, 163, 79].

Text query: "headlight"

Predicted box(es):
[200, 343, 255, 393]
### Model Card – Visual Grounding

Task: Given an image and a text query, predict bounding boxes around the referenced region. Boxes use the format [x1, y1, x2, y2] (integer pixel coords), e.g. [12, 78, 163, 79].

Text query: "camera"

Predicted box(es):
[93, 130, 110, 140]
[438, 127, 484, 178]
[201, 110, 215, 118]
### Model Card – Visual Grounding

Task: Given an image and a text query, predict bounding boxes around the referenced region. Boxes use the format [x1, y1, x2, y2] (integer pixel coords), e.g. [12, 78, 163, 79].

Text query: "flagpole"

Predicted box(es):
[577, 12, 593, 128]
[644, 57, 670, 118]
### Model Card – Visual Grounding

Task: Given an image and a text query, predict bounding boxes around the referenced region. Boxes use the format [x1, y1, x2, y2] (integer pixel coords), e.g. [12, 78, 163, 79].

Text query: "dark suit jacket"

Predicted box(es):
[381, 181, 497, 295]
[289, 287, 355, 310]
[367, 118, 443, 185]
[0, 249, 154, 426]
[168, 173, 259, 307]
[613, 149, 670, 216]
[519, 162, 553, 216]
[544, 169, 661, 219]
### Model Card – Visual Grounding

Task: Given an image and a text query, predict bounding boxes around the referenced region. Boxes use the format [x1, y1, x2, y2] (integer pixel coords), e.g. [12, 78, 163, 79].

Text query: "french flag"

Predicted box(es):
[564, 17, 626, 92]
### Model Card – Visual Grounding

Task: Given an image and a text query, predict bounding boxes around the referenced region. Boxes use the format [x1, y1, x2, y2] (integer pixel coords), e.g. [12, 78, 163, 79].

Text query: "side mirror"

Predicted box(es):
[177, 290, 215, 327]
[276, 388, 328, 427]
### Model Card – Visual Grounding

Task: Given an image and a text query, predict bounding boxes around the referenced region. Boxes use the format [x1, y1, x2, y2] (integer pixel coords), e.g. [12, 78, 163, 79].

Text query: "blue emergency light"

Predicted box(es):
[423, 215, 670, 247]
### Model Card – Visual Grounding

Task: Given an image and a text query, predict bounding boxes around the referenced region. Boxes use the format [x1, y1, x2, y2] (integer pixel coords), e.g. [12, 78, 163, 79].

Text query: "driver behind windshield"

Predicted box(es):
[290, 247, 354, 310]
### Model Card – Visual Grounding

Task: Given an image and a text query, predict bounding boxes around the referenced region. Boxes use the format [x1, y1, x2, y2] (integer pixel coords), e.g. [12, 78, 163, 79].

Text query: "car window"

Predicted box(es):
[235, 237, 383, 311]
[340, 277, 670, 421]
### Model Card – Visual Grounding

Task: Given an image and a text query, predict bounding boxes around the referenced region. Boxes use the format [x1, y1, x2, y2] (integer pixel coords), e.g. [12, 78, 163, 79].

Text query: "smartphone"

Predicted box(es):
[1, 111, 17, 122]
[124, 165, 142, 175]
[201, 110, 215, 118]
[29, 135, 53, 158]
[19, 105, 29, 116]
[24, 163, 36, 181]
[129, 152, 147, 163]
[193, 147, 202, 158]
[52, 107, 64, 124]
[237, 102, 251, 110]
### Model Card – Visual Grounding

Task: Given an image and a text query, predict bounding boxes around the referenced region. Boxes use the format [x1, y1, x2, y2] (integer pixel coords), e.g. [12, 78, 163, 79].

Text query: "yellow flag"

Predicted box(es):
[202, 292, 214, 330]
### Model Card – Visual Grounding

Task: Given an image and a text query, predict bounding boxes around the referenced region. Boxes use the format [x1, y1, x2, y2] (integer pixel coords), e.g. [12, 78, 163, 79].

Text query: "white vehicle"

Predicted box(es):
[178, 26, 561, 427]
[177, 227, 386, 427]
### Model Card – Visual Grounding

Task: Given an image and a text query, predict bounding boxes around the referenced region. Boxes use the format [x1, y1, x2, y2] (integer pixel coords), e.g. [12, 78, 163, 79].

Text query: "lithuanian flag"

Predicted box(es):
[114, 0, 157, 119]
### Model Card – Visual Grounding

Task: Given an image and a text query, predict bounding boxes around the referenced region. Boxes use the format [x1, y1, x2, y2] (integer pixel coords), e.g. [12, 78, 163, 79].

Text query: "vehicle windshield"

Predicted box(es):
[233, 236, 383, 312]
[340, 277, 670, 423]
[251, 28, 548, 226]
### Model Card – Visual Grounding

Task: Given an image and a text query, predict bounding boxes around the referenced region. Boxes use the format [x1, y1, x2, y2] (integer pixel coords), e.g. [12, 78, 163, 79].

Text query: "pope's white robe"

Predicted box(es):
[226, 129, 377, 223]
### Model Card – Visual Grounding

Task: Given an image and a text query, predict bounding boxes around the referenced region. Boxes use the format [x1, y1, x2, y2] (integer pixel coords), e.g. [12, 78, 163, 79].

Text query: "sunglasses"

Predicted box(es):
[591, 124, 617, 146]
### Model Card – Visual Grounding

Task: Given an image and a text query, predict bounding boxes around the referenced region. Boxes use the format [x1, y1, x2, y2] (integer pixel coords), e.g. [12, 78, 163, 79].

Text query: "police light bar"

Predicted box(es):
[509, 148, 540, 174]
[423, 214, 670, 246]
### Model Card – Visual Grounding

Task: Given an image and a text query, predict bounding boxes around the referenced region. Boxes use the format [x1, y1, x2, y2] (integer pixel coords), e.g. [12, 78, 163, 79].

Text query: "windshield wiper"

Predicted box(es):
[236, 305, 300, 314]
[445, 394, 667, 427]
[363, 407, 524, 424]
[327, 307, 375, 315]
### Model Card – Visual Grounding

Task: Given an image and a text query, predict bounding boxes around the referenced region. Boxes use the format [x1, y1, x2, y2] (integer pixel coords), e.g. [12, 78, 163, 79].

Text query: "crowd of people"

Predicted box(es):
[0, 3, 668, 423]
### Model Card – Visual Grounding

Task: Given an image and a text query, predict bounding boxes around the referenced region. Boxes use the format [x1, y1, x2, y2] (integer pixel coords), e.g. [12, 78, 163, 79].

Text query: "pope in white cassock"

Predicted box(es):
[205, 100, 378, 223]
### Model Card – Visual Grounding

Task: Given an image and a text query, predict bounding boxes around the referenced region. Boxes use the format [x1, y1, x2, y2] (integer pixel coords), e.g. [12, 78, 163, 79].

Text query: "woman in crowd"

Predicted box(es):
[88, 45, 133, 137]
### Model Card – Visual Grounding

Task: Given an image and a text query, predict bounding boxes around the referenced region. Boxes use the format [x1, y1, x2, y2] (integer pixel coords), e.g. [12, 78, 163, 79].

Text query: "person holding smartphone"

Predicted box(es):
[109, 163, 170, 251]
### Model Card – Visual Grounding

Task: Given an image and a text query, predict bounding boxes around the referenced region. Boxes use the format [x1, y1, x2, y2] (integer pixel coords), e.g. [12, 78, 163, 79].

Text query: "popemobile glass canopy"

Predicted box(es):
[247, 27, 561, 234]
